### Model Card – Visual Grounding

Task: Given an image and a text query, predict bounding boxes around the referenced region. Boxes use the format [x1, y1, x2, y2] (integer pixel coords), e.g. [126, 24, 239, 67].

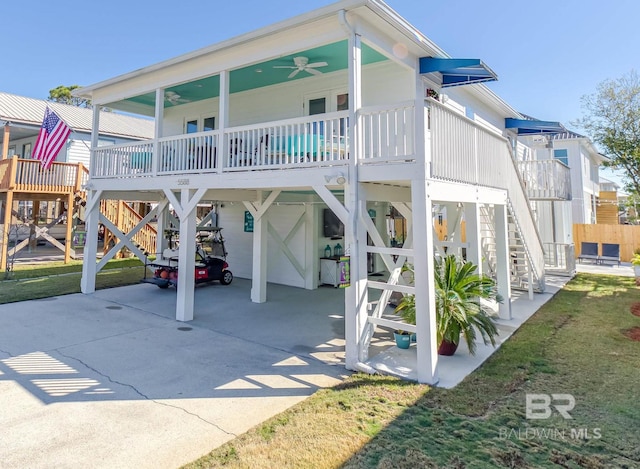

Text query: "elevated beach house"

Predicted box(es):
[75, 0, 562, 384]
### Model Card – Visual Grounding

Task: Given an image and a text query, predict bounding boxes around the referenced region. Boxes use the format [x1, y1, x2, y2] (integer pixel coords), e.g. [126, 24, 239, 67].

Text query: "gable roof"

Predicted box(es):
[0, 91, 154, 140]
[75, 0, 521, 120]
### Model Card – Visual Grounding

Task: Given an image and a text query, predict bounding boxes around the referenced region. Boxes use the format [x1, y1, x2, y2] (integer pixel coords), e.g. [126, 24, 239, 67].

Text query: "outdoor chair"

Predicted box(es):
[578, 242, 599, 264]
[600, 243, 621, 266]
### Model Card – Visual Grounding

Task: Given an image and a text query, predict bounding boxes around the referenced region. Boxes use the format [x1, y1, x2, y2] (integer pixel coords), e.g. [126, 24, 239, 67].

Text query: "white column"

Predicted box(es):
[345, 30, 367, 370]
[218, 70, 229, 172]
[304, 203, 318, 290]
[413, 57, 437, 384]
[494, 203, 512, 320]
[153, 88, 164, 177]
[80, 190, 101, 294]
[464, 202, 482, 274]
[251, 200, 268, 303]
[176, 189, 197, 322]
[412, 181, 438, 384]
[155, 198, 169, 256]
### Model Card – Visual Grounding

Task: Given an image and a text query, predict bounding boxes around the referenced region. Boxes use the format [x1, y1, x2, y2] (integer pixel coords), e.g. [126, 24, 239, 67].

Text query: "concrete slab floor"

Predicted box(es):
[0, 279, 349, 469]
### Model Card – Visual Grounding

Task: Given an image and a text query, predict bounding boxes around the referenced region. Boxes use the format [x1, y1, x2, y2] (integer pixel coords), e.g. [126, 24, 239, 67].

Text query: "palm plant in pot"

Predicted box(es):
[395, 254, 500, 356]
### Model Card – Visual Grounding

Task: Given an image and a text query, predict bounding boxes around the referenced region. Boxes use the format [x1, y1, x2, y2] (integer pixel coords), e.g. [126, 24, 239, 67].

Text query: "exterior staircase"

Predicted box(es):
[99, 199, 157, 256]
[429, 98, 546, 294]
[479, 204, 543, 293]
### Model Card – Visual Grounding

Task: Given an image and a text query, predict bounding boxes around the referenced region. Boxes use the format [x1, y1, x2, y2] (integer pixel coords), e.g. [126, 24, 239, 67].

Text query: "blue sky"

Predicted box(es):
[6, 0, 638, 182]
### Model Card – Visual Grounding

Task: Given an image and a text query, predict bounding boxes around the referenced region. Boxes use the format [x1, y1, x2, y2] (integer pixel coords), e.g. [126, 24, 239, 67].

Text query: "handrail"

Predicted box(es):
[0, 158, 87, 194]
[428, 98, 545, 287]
[100, 200, 157, 255]
[517, 159, 572, 200]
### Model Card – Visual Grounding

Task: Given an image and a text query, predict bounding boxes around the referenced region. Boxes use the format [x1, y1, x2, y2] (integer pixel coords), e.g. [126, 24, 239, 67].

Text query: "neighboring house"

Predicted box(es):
[548, 128, 607, 225]
[596, 177, 620, 225]
[74, 0, 565, 384]
[0, 92, 155, 269]
[0, 91, 154, 166]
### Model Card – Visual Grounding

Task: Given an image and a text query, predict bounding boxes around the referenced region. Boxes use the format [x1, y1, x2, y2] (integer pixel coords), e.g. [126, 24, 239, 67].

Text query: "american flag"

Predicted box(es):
[32, 106, 71, 170]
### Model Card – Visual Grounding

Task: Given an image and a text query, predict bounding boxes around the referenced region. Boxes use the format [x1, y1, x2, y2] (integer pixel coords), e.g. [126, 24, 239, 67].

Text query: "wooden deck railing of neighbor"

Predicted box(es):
[0, 156, 87, 193]
[100, 199, 157, 255]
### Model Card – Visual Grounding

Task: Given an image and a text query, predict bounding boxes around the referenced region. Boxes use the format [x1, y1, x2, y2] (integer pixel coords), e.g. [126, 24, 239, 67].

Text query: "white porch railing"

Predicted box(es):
[429, 98, 546, 288]
[92, 112, 351, 178]
[93, 141, 155, 178]
[360, 101, 415, 162]
[517, 159, 571, 200]
[544, 242, 576, 275]
[224, 112, 348, 170]
[158, 131, 218, 175]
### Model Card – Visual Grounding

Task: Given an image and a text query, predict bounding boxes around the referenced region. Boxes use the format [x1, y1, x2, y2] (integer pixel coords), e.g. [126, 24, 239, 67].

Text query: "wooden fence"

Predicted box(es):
[573, 224, 640, 262]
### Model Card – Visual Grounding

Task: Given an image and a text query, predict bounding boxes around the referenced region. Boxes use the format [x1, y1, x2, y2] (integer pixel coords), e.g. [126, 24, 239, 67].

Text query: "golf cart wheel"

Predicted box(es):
[157, 283, 170, 289]
[220, 270, 233, 285]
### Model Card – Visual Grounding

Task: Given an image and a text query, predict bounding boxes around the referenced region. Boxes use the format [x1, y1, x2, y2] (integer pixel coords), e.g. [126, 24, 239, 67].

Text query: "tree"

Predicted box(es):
[576, 70, 640, 195]
[48, 85, 92, 108]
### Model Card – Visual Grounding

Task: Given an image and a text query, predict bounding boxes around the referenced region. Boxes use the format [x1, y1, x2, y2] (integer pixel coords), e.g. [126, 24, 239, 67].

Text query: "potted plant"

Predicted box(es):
[393, 329, 411, 349]
[394, 254, 500, 356]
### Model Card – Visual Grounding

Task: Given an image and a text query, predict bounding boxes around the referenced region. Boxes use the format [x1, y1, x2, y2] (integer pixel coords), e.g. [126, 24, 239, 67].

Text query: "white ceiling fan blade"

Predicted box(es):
[288, 69, 301, 79]
[306, 68, 323, 76]
[306, 62, 328, 68]
[273, 65, 296, 69]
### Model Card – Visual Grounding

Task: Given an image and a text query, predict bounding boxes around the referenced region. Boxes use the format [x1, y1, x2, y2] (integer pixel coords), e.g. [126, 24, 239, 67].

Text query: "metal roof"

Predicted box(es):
[0, 91, 154, 140]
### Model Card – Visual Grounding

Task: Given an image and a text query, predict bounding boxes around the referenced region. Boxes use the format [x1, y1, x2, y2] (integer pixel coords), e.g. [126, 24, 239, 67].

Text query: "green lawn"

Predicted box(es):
[184, 274, 640, 468]
[0, 258, 150, 304]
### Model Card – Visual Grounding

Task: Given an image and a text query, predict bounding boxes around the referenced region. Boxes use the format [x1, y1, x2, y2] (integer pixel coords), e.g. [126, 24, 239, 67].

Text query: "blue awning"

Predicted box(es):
[419, 58, 498, 88]
[505, 118, 565, 135]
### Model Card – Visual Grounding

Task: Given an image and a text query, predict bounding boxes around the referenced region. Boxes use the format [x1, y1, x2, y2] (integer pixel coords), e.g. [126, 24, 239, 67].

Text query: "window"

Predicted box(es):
[7, 145, 16, 157]
[309, 98, 326, 115]
[203, 117, 215, 131]
[186, 119, 198, 134]
[22, 143, 32, 159]
[186, 116, 215, 133]
[553, 148, 568, 166]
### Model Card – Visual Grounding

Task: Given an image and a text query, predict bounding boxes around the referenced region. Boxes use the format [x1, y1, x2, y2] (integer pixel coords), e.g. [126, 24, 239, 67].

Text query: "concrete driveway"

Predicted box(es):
[0, 279, 349, 468]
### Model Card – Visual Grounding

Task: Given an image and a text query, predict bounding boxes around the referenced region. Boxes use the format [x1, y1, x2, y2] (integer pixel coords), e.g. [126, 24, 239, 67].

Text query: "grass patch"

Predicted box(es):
[0, 259, 150, 304]
[183, 274, 640, 469]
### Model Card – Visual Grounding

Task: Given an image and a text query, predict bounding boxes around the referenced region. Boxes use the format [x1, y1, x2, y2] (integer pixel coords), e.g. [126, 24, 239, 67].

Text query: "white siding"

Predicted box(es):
[216, 201, 351, 288]
[218, 202, 329, 288]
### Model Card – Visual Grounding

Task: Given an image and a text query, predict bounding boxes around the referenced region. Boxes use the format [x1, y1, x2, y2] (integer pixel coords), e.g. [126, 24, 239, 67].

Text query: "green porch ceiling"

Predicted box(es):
[110, 41, 387, 113]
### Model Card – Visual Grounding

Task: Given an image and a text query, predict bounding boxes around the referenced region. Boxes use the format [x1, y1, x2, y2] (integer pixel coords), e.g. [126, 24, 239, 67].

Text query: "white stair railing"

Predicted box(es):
[429, 99, 545, 291]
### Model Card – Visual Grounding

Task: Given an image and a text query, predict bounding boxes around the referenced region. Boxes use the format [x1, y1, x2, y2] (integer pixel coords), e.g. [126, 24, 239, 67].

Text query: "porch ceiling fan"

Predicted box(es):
[273, 56, 328, 79]
[165, 91, 189, 105]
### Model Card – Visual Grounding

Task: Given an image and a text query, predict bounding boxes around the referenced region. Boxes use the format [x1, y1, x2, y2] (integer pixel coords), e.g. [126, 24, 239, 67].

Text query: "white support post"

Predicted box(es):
[345, 30, 367, 370]
[155, 198, 170, 255]
[413, 60, 437, 385]
[176, 189, 198, 322]
[464, 202, 482, 274]
[304, 203, 318, 290]
[153, 88, 164, 177]
[80, 190, 102, 294]
[218, 70, 229, 173]
[413, 181, 438, 385]
[251, 196, 268, 303]
[494, 203, 512, 319]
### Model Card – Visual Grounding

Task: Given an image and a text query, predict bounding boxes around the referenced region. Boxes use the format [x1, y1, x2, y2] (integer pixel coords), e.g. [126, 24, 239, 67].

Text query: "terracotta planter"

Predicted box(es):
[438, 339, 459, 356]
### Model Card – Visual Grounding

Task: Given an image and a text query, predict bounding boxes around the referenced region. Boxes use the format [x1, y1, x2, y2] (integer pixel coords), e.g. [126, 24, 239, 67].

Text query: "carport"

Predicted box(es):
[0, 280, 349, 468]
